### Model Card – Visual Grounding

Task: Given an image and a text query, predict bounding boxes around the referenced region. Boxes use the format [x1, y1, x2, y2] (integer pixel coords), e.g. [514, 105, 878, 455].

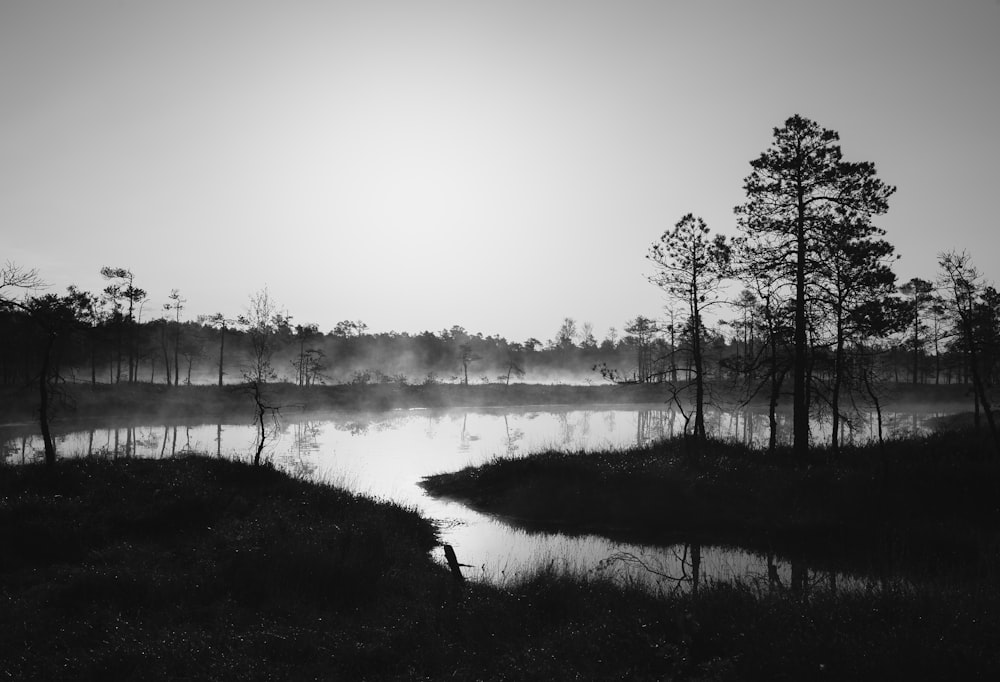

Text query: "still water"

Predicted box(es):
[1, 404, 950, 592]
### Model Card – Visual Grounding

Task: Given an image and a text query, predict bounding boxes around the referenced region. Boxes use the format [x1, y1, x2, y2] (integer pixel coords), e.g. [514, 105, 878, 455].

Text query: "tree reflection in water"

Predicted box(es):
[0, 404, 958, 593]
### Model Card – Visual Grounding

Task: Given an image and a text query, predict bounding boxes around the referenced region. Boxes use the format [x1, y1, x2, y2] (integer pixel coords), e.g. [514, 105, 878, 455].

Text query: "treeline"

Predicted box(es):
[0, 259, 994, 394]
[0, 269, 664, 389]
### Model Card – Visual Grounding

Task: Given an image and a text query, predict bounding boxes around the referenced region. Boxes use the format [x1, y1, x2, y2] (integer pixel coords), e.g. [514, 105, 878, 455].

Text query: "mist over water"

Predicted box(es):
[1, 403, 957, 591]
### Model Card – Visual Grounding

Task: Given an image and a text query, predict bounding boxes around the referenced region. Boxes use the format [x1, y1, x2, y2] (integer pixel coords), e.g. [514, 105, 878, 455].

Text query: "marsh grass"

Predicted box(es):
[4, 448, 1000, 679]
[0, 455, 444, 679]
[422, 429, 1000, 577]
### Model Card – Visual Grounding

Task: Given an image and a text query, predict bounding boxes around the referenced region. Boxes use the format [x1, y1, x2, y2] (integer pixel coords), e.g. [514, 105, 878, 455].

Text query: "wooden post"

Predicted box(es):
[443, 544, 465, 583]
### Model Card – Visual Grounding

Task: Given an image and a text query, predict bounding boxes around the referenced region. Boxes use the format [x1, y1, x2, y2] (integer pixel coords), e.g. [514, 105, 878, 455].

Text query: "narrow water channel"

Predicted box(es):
[1, 404, 950, 592]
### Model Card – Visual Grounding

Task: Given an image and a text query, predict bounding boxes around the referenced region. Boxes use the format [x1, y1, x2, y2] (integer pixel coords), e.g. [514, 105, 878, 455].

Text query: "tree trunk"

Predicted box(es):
[299, 340, 305, 387]
[127, 294, 136, 384]
[792, 184, 809, 457]
[39, 335, 56, 467]
[90, 333, 97, 386]
[691, 276, 706, 441]
[252, 381, 267, 466]
[768, 368, 781, 456]
[130, 325, 138, 384]
[115, 324, 123, 384]
[174, 324, 180, 387]
[218, 325, 226, 387]
[161, 324, 171, 386]
[831, 316, 845, 455]
[765, 306, 782, 456]
[968, 335, 1000, 457]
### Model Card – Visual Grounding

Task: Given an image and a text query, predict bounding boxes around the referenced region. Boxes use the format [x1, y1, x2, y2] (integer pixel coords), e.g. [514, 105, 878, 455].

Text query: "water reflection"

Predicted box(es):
[0, 404, 954, 592]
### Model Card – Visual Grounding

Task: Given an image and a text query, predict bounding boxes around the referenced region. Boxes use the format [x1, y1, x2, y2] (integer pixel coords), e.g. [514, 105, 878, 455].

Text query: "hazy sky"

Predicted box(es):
[3, 0, 998, 342]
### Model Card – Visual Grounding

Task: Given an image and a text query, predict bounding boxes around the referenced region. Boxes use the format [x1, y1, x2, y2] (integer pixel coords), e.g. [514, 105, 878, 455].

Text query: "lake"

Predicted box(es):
[1, 403, 954, 592]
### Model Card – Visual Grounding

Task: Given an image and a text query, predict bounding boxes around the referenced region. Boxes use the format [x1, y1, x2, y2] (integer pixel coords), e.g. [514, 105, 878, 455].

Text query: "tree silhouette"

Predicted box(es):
[293, 323, 322, 386]
[899, 277, 935, 384]
[939, 251, 1000, 456]
[198, 313, 233, 386]
[813, 215, 898, 453]
[624, 315, 659, 383]
[736, 115, 895, 456]
[164, 289, 186, 387]
[554, 317, 578, 349]
[100, 266, 146, 384]
[648, 213, 730, 441]
[458, 342, 481, 386]
[0, 261, 43, 294]
[238, 287, 285, 465]
[21, 293, 86, 466]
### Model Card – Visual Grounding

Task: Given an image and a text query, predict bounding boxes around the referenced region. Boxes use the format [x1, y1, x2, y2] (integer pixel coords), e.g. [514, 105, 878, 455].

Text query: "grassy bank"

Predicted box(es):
[421, 430, 1000, 578]
[3, 455, 999, 679]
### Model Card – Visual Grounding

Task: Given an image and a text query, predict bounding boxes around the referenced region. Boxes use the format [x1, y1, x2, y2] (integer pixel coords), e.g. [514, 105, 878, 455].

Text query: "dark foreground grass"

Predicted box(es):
[422, 430, 1000, 578]
[3, 455, 1000, 680]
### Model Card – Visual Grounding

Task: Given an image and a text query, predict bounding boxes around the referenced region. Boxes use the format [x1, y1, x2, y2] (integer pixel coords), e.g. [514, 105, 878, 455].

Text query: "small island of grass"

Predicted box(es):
[421, 430, 1000, 576]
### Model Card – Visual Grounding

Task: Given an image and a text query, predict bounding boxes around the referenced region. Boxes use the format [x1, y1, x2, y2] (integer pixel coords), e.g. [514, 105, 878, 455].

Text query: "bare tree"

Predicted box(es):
[239, 287, 282, 385]
[554, 317, 578, 349]
[1, 261, 43, 294]
[239, 287, 285, 465]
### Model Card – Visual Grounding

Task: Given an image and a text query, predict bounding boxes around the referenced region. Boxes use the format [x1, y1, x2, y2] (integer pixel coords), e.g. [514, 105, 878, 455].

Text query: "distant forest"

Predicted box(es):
[0, 293, 656, 387]
[0, 262, 991, 391]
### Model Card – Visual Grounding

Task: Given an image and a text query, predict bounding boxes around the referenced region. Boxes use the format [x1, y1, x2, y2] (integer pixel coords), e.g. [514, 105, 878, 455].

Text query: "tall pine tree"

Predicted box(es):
[735, 115, 895, 456]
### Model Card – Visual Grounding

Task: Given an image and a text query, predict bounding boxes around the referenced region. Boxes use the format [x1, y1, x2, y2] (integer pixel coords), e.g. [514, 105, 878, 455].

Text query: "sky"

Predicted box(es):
[2, 0, 998, 343]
